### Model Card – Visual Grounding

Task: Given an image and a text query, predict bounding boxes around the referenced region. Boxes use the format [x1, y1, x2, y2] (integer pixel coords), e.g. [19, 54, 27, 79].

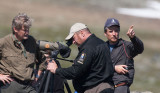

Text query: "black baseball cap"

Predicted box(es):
[104, 18, 120, 30]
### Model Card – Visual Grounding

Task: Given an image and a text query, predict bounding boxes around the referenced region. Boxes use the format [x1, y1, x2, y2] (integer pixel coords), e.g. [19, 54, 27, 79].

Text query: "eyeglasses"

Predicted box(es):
[20, 28, 29, 33]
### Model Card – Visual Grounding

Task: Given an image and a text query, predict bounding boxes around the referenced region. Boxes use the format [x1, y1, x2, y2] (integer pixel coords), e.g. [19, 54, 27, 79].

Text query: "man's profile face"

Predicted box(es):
[104, 25, 120, 44]
[14, 26, 29, 41]
[72, 31, 84, 47]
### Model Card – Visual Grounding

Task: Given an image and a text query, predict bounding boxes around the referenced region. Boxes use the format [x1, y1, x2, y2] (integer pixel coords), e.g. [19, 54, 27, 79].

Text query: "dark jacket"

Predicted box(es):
[56, 34, 114, 92]
[106, 36, 144, 85]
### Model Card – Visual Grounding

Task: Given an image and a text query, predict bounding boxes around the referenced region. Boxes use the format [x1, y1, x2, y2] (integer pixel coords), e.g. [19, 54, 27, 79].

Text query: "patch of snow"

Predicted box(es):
[117, 0, 160, 19]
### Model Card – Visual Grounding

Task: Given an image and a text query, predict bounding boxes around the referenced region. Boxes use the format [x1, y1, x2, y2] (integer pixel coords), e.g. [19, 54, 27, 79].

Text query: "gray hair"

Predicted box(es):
[12, 13, 32, 34]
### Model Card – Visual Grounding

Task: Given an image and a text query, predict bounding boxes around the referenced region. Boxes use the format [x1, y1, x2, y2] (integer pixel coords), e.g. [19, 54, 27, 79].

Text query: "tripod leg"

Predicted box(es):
[50, 73, 54, 93]
[64, 79, 72, 93]
[37, 71, 48, 93]
[55, 60, 71, 93]
[44, 71, 53, 93]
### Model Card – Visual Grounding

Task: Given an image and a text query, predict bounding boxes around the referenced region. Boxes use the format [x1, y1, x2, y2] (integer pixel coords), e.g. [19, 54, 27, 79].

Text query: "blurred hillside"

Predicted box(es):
[0, 0, 160, 92]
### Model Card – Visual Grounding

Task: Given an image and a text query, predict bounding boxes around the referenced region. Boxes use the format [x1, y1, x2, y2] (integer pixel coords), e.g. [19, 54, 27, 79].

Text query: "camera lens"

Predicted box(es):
[124, 67, 128, 70]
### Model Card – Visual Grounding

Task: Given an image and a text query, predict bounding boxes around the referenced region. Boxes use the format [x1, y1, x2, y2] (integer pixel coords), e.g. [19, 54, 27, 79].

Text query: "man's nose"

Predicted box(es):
[25, 30, 29, 34]
[112, 31, 116, 35]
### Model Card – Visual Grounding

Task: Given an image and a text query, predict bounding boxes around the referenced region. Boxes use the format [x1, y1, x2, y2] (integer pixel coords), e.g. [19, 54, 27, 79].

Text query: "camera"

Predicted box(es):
[37, 40, 71, 58]
[36, 40, 72, 93]
[123, 67, 128, 70]
[123, 66, 134, 70]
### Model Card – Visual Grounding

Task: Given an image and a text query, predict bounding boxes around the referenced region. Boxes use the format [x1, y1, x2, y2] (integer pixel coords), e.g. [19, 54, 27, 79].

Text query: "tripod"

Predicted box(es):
[37, 51, 72, 93]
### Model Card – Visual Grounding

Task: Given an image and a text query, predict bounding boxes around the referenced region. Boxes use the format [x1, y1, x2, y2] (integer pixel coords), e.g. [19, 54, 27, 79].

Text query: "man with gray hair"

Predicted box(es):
[0, 13, 38, 93]
[47, 23, 114, 93]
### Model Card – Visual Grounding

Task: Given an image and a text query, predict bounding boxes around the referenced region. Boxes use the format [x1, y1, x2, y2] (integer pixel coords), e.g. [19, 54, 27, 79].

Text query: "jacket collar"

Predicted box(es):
[78, 34, 95, 50]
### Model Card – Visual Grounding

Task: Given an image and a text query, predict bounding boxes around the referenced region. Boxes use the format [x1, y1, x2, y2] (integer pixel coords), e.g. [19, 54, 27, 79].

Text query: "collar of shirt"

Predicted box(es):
[11, 34, 27, 59]
[108, 44, 116, 52]
[12, 34, 22, 49]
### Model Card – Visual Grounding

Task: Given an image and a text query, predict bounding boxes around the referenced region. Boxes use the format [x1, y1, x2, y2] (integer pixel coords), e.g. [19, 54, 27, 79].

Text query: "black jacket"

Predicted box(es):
[106, 36, 144, 85]
[56, 34, 114, 92]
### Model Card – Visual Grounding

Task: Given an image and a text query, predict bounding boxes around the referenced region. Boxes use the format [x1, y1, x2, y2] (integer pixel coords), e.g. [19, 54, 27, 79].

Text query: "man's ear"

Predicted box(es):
[13, 27, 18, 33]
[104, 32, 107, 37]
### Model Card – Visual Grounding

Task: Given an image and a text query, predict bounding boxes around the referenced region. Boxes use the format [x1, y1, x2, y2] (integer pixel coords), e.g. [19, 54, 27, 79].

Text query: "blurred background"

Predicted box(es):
[0, 0, 160, 92]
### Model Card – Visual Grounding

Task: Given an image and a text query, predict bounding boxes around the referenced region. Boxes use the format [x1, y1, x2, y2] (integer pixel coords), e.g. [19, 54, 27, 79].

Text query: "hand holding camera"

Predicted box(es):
[115, 65, 129, 74]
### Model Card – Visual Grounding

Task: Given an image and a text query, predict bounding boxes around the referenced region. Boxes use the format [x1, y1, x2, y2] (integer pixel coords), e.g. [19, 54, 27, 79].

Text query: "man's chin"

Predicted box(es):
[23, 37, 28, 40]
[111, 39, 118, 42]
[110, 40, 118, 44]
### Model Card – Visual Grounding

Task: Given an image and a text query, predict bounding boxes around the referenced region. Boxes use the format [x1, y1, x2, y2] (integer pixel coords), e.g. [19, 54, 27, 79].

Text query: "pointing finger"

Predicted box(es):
[129, 25, 134, 30]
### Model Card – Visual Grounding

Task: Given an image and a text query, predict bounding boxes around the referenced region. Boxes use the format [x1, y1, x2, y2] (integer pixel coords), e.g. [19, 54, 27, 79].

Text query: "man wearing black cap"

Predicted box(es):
[104, 18, 144, 93]
[47, 23, 114, 93]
